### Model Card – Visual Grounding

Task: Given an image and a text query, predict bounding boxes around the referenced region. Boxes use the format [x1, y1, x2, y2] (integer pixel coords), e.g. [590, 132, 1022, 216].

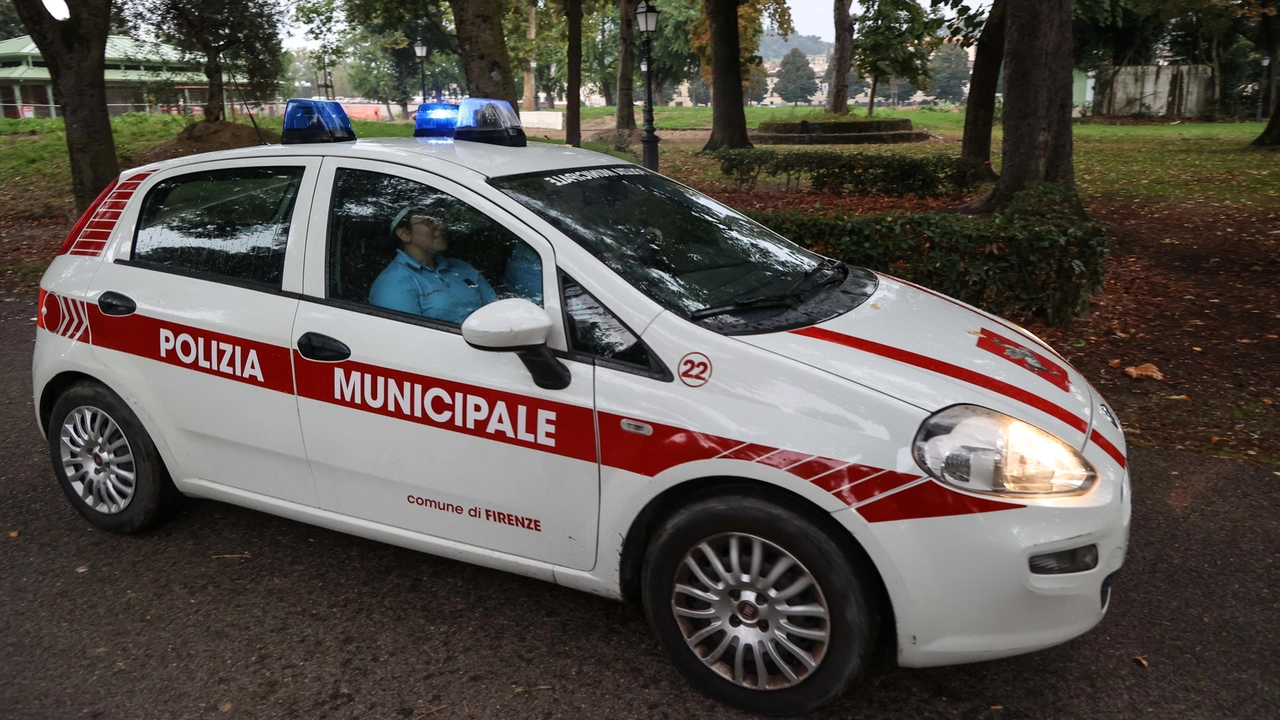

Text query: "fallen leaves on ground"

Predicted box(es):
[1124, 363, 1165, 380]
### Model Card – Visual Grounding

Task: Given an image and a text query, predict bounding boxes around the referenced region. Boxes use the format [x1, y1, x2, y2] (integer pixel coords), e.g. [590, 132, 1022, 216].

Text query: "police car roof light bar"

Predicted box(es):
[281, 99, 356, 145]
[454, 98, 526, 147]
[414, 103, 459, 138]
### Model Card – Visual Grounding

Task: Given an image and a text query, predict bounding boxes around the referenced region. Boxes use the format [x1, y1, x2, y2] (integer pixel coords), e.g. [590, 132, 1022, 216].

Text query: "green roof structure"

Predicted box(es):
[1, 35, 209, 119]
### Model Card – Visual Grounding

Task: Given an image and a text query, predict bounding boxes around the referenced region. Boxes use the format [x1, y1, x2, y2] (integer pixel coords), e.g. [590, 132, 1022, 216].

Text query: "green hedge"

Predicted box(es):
[756, 118, 912, 134]
[744, 183, 1110, 325]
[711, 147, 986, 197]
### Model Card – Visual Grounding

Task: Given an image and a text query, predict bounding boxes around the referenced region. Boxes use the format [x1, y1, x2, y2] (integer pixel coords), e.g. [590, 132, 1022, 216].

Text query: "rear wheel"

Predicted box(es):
[47, 382, 180, 533]
[642, 492, 877, 716]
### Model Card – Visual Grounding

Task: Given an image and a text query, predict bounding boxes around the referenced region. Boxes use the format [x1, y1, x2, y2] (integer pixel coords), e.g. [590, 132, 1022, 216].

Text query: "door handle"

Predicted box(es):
[297, 332, 351, 362]
[97, 291, 136, 316]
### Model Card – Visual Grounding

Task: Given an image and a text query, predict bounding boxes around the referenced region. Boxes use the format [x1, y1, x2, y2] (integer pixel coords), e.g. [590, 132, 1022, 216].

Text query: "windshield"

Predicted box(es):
[490, 167, 875, 333]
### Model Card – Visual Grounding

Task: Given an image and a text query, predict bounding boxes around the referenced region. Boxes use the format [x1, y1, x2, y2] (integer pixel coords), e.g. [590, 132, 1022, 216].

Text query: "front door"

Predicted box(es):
[292, 160, 599, 570]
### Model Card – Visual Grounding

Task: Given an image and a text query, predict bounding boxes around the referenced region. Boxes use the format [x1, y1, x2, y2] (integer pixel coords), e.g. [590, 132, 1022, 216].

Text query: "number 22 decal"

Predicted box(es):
[679, 352, 712, 387]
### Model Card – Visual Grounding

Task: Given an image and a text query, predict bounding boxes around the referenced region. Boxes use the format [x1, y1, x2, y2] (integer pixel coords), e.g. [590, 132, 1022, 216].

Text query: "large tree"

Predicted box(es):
[851, 0, 941, 117]
[774, 47, 817, 105]
[12, 0, 118, 212]
[928, 40, 969, 103]
[827, 0, 855, 114]
[129, 0, 285, 122]
[964, 0, 1077, 213]
[699, 0, 791, 150]
[565, 0, 582, 146]
[616, 0, 638, 131]
[702, 0, 750, 149]
[1252, 1, 1279, 145]
[447, 0, 517, 104]
[960, 0, 1004, 171]
[2, 0, 25, 40]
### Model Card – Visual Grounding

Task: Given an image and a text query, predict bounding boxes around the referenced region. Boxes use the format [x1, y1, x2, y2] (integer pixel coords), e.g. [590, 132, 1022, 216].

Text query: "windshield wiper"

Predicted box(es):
[689, 259, 849, 321]
[781, 257, 847, 297]
[689, 295, 798, 320]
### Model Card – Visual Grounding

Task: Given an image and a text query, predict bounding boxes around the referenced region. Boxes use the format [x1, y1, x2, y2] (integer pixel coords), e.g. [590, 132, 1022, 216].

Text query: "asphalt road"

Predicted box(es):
[2, 292, 1277, 720]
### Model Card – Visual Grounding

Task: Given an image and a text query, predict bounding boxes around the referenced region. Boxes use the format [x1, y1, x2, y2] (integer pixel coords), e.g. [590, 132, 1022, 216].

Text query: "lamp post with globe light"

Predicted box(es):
[414, 41, 429, 104]
[636, 2, 661, 171]
[1260, 57, 1273, 124]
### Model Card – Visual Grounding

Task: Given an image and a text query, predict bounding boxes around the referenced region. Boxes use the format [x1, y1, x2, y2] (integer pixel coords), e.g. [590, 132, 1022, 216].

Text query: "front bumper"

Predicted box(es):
[837, 467, 1131, 668]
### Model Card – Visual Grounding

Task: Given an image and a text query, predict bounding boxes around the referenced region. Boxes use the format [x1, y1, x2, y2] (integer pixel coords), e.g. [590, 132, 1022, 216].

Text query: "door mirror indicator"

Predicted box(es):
[462, 300, 569, 390]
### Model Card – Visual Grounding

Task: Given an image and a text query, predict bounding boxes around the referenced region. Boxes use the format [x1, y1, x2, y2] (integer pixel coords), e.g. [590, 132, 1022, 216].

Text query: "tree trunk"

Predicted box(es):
[866, 76, 878, 117]
[616, 0, 638, 131]
[826, 0, 855, 115]
[1210, 35, 1221, 113]
[702, 0, 750, 151]
[962, 0, 1076, 214]
[1254, 109, 1280, 146]
[566, 0, 582, 147]
[12, 0, 119, 213]
[602, 79, 614, 107]
[961, 0, 1005, 172]
[447, 0, 518, 106]
[203, 55, 226, 122]
[522, 4, 537, 111]
[398, 100, 410, 121]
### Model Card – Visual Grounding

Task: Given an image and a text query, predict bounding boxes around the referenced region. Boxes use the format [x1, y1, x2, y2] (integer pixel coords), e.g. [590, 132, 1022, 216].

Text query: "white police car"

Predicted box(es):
[32, 99, 1129, 715]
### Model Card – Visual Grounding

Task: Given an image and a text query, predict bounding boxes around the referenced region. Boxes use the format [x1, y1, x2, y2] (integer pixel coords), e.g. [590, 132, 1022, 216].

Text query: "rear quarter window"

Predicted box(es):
[133, 167, 305, 289]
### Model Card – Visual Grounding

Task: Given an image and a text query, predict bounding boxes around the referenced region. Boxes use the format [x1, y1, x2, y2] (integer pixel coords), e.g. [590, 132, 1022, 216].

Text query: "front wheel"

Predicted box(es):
[642, 492, 877, 716]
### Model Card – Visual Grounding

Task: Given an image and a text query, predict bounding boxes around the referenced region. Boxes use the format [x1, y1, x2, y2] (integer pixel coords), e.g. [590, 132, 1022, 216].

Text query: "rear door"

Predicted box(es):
[291, 159, 599, 570]
[87, 159, 320, 506]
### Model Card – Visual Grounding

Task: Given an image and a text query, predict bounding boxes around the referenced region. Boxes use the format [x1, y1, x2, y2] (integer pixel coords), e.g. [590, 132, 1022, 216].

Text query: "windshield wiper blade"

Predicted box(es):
[689, 259, 848, 321]
[689, 295, 797, 320]
[782, 257, 847, 297]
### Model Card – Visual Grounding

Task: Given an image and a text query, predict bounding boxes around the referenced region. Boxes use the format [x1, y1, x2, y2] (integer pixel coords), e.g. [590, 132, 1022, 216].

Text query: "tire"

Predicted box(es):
[642, 491, 877, 716]
[46, 381, 181, 533]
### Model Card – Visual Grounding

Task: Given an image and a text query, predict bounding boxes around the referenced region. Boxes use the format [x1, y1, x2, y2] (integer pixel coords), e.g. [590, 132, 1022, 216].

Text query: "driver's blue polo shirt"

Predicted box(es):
[368, 249, 498, 325]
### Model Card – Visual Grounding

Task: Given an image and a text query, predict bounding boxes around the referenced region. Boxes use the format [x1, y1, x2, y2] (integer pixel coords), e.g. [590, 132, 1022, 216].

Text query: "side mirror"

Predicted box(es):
[461, 299, 571, 390]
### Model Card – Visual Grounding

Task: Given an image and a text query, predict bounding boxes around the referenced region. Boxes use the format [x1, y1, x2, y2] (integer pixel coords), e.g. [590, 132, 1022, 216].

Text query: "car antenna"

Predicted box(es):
[229, 67, 269, 146]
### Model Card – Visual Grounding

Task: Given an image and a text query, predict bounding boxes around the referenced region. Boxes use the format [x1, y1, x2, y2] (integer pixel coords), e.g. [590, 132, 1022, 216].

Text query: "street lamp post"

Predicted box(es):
[1259, 56, 1273, 124]
[636, 2, 661, 172]
[414, 41, 429, 104]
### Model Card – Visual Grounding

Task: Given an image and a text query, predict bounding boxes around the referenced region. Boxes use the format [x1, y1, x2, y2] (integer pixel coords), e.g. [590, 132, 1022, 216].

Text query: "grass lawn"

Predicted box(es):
[2, 108, 1275, 212]
[580, 104, 969, 133]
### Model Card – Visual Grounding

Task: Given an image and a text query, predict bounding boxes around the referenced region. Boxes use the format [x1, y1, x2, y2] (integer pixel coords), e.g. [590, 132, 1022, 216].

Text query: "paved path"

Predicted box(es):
[1, 293, 1276, 719]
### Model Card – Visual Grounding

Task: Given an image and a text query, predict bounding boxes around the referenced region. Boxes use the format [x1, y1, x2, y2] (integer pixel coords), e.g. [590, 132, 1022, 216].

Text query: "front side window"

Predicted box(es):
[134, 167, 304, 288]
[491, 168, 876, 335]
[326, 168, 542, 327]
[562, 274, 651, 369]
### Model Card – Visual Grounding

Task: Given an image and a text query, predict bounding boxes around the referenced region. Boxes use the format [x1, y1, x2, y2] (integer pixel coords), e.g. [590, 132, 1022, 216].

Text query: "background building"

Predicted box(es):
[0, 35, 209, 118]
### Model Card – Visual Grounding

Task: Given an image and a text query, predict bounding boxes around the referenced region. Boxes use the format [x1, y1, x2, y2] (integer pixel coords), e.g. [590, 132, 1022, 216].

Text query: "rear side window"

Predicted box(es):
[133, 167, 305, 289]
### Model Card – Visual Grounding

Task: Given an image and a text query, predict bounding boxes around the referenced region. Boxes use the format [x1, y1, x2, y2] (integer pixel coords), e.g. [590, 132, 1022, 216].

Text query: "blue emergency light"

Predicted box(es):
[455, 98, 526, 147]
[414, 103, 460, 137]
[281, 99, 356, 144]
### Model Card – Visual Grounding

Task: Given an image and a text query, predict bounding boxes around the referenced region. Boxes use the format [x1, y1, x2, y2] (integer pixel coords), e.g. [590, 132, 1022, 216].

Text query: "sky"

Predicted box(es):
[789, 3, 835, 42]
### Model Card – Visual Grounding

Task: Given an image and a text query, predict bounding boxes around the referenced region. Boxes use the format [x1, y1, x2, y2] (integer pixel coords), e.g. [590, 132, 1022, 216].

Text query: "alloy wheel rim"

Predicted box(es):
[670, 532, 830, 691]
[59, 406, 136, 515]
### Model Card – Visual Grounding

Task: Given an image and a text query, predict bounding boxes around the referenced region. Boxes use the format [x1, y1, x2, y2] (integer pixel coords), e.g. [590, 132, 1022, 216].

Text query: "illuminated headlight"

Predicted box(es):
[913, 405, 1096, 496]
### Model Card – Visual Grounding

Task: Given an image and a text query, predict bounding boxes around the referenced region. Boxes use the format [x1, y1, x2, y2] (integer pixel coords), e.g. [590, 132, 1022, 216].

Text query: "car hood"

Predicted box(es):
[738, 274, 1097, 449]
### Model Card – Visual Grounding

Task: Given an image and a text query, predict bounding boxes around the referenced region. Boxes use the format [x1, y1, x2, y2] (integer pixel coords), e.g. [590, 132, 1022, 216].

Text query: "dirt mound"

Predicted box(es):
[130, 120, 281, 167]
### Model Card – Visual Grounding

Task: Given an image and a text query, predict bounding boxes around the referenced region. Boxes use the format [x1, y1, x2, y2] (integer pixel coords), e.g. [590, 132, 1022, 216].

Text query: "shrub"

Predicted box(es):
[756, 119, 912, 134]
[744, 183, 1109, 325]
[710, 147, 983, 197]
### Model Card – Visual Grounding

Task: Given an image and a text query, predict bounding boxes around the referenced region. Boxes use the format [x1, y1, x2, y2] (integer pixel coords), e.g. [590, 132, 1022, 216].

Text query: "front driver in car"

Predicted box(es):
[369, 206, 498, 324]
